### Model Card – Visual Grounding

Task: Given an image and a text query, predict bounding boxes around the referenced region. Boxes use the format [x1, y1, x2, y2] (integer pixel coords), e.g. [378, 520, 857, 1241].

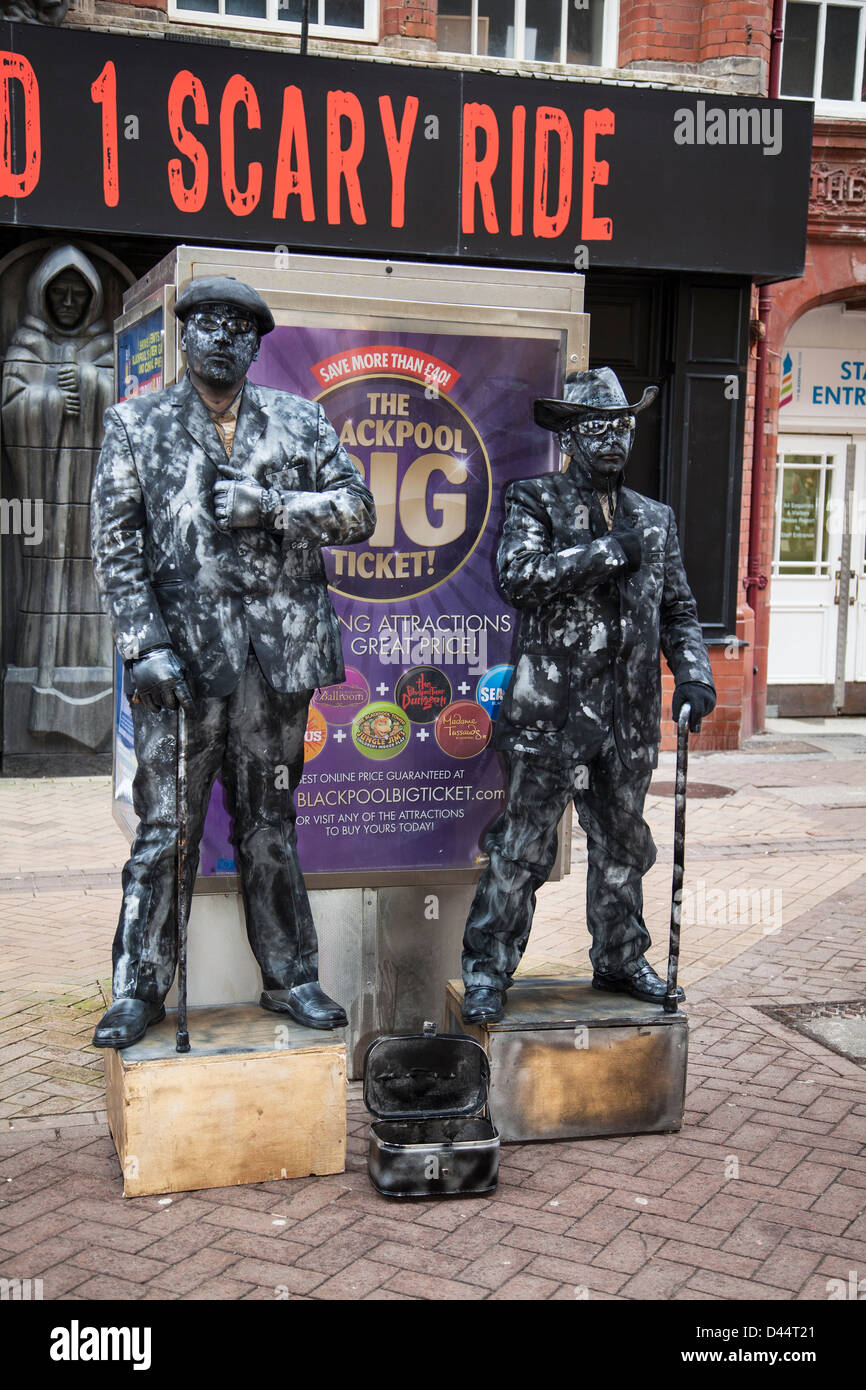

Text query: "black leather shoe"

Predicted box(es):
[260, 983, 347, 1030]
[92, 998, 166, 1049]
[592, 959, 685, 1005]
[461, 985, 506, 1025]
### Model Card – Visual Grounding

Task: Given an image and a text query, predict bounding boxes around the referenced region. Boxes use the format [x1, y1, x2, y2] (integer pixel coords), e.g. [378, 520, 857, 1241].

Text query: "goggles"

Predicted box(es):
[572, 414, 636, 438]
[188, 311, 257, 337]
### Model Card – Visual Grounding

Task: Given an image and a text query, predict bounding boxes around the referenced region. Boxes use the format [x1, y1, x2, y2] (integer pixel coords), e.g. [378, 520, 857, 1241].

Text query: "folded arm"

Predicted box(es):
[269, 406, 376, 547]
[497, 480, 631, 608]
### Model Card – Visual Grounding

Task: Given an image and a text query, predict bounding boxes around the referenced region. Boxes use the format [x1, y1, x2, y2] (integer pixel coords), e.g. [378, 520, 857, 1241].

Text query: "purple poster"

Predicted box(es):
[197, 324, 562, 877]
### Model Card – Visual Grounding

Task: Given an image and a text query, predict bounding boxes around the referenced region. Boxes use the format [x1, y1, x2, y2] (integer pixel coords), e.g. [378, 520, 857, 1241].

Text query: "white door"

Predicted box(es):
[849, 439, 866, 686]
[768, 433, 864, 707]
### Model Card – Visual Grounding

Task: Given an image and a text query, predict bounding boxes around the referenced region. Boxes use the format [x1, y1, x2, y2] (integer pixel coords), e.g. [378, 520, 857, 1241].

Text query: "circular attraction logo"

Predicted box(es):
[434, 701, 492, 759]
[319, 373, 491, 603]
[476, 665, 514, 721]
[303, 705, 328, 762]
[352, 701, 411, 760]
[394, 666, 452, 724]
[311, 667, 370, 725]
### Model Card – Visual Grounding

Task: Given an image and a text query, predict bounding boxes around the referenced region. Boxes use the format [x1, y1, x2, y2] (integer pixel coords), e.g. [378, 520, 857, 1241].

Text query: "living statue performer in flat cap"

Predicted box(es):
[460, 368, 716, 1026]
[90, 277, 376, 1048]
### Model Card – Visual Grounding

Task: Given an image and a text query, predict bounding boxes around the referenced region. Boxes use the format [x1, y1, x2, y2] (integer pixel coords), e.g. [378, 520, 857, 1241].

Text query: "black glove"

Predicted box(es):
[130, 647, 194, 713]
[213, 478, 280, 530]
[611, 516, 641, 573]
[672, 681, 716, 732]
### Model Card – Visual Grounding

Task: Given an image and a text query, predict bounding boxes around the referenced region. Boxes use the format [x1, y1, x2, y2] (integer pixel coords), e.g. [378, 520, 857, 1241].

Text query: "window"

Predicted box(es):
[773, 454, 836, 575]
[780, 1, 866, 111]
[169, 0, 377, 42]
[437, 0, 619, 67]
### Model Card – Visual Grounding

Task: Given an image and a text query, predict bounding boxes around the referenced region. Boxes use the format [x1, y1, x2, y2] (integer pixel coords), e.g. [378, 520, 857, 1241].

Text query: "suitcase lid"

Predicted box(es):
[363, 1021, 491, 1121]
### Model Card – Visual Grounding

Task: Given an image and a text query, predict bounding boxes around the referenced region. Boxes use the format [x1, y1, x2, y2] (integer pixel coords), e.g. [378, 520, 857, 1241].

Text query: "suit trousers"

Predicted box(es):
[112, 645, 318, 1003]
[462, 732, 657, 990]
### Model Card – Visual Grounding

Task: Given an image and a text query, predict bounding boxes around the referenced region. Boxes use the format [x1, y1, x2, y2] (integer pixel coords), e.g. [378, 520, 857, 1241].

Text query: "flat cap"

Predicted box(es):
[174, 276, 275, 335]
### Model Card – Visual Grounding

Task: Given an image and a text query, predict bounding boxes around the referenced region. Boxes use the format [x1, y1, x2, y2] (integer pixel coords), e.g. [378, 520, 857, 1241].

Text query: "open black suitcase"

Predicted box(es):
[364, 1021, 500, 1198]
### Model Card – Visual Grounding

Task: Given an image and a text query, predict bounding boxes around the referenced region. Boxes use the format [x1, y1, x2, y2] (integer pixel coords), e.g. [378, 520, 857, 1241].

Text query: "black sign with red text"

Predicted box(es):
[0, 22, 812, 278]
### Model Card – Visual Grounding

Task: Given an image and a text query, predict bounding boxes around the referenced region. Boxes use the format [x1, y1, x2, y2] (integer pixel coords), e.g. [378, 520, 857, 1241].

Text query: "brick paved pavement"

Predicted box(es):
[0, 730, 864, 1301]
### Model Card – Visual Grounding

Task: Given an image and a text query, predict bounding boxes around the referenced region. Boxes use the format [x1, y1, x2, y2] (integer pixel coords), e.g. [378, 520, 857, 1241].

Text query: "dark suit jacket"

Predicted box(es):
[90, 375, 375, 697]
[495, 463, 714, 773]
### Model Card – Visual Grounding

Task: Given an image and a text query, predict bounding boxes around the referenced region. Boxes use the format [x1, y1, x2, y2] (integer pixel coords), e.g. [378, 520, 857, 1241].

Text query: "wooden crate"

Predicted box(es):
[104, 1003, 346, 1197]
[446, 977, 688, 1143]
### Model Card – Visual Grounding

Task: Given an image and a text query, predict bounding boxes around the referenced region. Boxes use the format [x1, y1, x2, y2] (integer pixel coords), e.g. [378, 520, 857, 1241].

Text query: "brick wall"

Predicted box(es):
[619, 0, 771, 88]
[381, 0, 436, 46]
[618, 1, 701, 68]
[698, 1, 770, 65]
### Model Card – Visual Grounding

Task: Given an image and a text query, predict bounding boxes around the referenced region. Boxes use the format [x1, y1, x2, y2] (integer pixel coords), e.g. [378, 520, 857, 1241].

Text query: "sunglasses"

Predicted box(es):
[189, 312, 256, 337]
[572, 414, 636, 438]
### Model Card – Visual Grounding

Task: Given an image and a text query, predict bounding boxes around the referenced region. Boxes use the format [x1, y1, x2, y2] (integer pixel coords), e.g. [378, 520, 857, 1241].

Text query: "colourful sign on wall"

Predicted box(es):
[780, 348, 866, 421]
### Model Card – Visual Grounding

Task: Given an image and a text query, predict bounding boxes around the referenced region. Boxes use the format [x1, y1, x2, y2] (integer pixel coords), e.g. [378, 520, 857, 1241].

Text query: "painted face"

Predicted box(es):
[560, 413, 635, 481]
[180, 301, 260, 390]
[47, 269, 91, 329]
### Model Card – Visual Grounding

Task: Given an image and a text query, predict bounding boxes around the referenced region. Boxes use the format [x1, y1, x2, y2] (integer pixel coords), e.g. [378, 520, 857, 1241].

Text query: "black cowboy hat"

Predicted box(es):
[534, 367, 658, 433]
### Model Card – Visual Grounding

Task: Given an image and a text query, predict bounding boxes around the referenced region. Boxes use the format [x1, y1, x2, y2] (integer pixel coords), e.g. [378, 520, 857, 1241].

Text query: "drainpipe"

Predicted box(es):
[744, 0, 785, 732]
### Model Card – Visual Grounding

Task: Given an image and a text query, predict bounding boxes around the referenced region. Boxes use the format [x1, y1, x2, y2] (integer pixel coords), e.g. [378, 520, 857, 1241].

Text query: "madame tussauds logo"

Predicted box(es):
[320, 372, 491, 604]
[49, 1320, 152, 1370]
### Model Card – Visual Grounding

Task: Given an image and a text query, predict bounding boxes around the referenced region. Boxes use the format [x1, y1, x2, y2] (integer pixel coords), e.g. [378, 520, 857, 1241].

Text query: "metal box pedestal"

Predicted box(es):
[446, 977, 688, 1143]
[104, 1003, 347, 1196]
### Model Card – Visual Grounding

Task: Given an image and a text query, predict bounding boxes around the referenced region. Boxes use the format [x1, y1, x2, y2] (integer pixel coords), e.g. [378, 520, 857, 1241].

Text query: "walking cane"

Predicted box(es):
[175, 705, 191, 1053]
[664, 702, 694, 1015]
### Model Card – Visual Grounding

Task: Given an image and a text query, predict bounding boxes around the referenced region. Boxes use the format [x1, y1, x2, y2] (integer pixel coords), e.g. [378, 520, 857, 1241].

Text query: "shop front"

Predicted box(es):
[0, 21, 813, 776]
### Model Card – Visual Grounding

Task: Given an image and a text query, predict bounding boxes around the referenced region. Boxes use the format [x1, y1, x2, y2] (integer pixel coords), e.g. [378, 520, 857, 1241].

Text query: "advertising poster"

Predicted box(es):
[117, 307, 164, 399]
[196, 323, 563, 878]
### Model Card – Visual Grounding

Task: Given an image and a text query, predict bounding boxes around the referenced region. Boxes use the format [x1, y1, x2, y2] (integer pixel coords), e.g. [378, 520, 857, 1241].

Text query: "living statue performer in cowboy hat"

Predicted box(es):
[461, 367, 716, 1025]
[90, 276, 375, 1048]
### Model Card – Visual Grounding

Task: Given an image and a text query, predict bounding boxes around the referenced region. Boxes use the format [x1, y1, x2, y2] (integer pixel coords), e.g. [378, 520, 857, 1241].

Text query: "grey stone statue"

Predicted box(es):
[0, 0, 69, 22]
[89, 276, 376, 1050]
[1, 245, 114, 751]
[460, 368, 717, 1025]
